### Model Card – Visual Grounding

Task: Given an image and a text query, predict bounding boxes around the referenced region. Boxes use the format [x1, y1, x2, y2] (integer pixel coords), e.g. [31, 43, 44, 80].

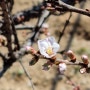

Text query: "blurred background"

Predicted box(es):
[0, 0, 90, 90]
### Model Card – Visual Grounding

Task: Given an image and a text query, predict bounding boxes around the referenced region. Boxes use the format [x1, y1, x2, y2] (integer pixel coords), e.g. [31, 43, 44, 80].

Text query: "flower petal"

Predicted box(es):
[38, 36, 60, 58]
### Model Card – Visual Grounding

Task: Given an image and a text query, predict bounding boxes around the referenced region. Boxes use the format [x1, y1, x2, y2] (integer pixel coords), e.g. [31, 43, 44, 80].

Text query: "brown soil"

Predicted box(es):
[0, 0, 90, 90]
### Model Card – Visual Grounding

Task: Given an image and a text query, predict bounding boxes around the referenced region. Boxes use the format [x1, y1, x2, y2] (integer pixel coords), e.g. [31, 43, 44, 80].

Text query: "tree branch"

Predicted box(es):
[56, 0, 90, 17]
[0, 9, 50, 78]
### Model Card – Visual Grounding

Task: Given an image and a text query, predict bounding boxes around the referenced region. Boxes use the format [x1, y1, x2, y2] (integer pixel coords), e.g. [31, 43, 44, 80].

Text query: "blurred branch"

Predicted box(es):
[58, 12, 72, 43]
[50, 1, 86, 89]
[12, 2, 44, 25]
[0, 9, 50, 78]
[63, 1, 85, 59]
[64, 74, 80, 90]
[15, 25, 34, 30]
[30, 9, 50, 42]
[0, 0, 14, 56]
[19, 60, 34, 90]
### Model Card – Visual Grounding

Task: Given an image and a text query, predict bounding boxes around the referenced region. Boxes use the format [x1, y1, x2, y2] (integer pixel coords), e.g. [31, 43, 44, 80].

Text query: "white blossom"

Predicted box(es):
[38, 36, 60, 58]
[59, 63, 67, 74]
[25, 46, 31, 51]
[42, 23, 49, 29]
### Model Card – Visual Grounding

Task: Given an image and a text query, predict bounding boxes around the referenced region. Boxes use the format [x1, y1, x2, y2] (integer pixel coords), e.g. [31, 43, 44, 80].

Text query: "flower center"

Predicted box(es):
[46, 47, 53, 55]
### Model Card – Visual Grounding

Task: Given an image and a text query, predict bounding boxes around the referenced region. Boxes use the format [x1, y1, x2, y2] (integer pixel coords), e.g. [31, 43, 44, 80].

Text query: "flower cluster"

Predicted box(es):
[27, 36, 89, 74]
[66, 50, 89, 74]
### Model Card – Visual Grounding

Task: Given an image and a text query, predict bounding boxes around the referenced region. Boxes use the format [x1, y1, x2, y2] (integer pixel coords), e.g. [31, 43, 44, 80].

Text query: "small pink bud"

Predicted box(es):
[81, 55, 89, 65]
[26, 46, 31, 51]
[73, 86, 80, 90]
[59, 63, 67, 74]
[25, 46, 37, 54]
[46, 32, 50, 36]
[66, 50, 76, 62]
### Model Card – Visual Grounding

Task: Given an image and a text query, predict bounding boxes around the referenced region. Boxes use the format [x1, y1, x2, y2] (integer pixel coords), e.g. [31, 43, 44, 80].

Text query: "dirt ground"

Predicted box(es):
[0, 0, 90, 90]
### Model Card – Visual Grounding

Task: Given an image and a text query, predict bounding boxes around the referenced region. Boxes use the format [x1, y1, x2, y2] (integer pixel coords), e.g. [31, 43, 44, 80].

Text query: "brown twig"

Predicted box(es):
[19, 59, 35, 90]
[58, 12, 72, 43]
[56, 0, 90, 17]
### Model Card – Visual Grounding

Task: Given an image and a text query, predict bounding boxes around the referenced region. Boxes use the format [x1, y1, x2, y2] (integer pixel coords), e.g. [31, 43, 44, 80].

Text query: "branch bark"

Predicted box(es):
[56, 0, 90, 17]
[0, 9, 50, 78]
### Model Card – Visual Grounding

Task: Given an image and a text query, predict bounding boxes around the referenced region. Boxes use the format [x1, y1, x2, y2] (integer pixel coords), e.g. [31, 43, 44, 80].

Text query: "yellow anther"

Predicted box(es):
[46, 47, 53, 55]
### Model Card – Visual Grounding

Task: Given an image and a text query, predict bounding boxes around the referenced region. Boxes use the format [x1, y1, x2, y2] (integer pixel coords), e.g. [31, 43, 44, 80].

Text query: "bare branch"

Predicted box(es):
[58, 12, 72, 43]
[19, 60, 35, 90]
[0, 9, 50, 77]
[57, 0, 90, 17]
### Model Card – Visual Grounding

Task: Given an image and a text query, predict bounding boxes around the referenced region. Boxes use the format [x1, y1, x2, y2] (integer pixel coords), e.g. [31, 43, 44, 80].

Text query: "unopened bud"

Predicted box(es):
[81, 55, 89, 65]
[73, 86, 80, 90]
[66, 50, 76, 63]
[25, 46, 37, 54]
[29, 56, 39, 66]
[26, 46, 31, 51]
[47, 32, 50, 36]
[59, 63, 67, 74]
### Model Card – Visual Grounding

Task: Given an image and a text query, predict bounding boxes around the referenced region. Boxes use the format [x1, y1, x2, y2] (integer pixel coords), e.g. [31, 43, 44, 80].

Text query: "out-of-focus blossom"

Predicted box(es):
[73, 86, 80, 90]
[79, 68, 86, 74]
[40, 23, 50, 36]
[59, 63, 67, 74]
[38, 36, 60, 58]
[25, 46, 37, 54]
[42, 23, 49, 29]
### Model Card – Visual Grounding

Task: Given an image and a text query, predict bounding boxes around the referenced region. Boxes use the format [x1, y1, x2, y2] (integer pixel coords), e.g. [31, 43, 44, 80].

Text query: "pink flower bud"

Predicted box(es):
[59, 63, 67, 74]
[67, 50, 76, 62]
[46, 32, 50, 36]
[81, 55, 89, 65]
[25, 46, 37, 54]
[26, 46, 31, 51]
[73, 86, 80, 90]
